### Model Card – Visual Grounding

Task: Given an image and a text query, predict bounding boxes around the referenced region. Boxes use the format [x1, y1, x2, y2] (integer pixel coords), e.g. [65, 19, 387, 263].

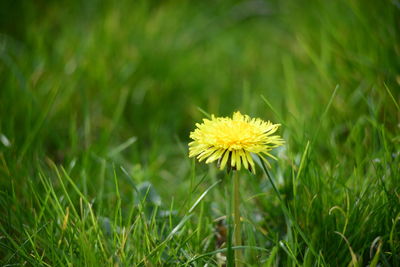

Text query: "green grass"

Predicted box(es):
[1, 0, 399, 265]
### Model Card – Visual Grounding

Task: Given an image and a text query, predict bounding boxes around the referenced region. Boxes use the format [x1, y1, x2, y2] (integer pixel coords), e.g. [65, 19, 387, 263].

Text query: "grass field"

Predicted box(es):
[1, 0, 399, 266]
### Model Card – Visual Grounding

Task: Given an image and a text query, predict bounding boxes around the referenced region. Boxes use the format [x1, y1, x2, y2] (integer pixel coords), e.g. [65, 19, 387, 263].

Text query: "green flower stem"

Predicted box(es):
[226, 174, 234, 267]
[233, 170, 242, 266]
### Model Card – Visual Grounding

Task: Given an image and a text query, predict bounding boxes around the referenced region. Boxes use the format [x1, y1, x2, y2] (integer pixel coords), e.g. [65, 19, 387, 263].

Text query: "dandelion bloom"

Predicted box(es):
[189, 111, 284, 173]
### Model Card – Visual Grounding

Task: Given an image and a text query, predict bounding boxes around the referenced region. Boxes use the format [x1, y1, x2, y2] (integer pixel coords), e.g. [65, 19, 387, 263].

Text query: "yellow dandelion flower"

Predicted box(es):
[188, 111, 284, 173]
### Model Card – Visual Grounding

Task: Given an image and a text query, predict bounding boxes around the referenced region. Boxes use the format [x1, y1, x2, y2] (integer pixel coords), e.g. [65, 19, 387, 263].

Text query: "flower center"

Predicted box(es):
[213, 120, 260, 150]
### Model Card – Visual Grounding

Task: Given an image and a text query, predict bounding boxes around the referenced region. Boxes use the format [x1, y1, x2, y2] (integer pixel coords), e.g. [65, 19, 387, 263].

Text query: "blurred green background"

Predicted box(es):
[1, 0, 399, 265]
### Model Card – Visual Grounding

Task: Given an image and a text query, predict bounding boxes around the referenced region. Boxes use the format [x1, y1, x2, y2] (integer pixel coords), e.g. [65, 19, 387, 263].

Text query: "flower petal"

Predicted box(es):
[206, 149, 224, 163]
[220, 150, 230, 170]
[231, 150, 236, 168]
[240, 150, 248, 170]
[235, 150, 241, 170]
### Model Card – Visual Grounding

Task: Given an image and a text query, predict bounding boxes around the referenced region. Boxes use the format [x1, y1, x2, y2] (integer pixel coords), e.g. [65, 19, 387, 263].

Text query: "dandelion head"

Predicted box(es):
[188, 111, 284, 173]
